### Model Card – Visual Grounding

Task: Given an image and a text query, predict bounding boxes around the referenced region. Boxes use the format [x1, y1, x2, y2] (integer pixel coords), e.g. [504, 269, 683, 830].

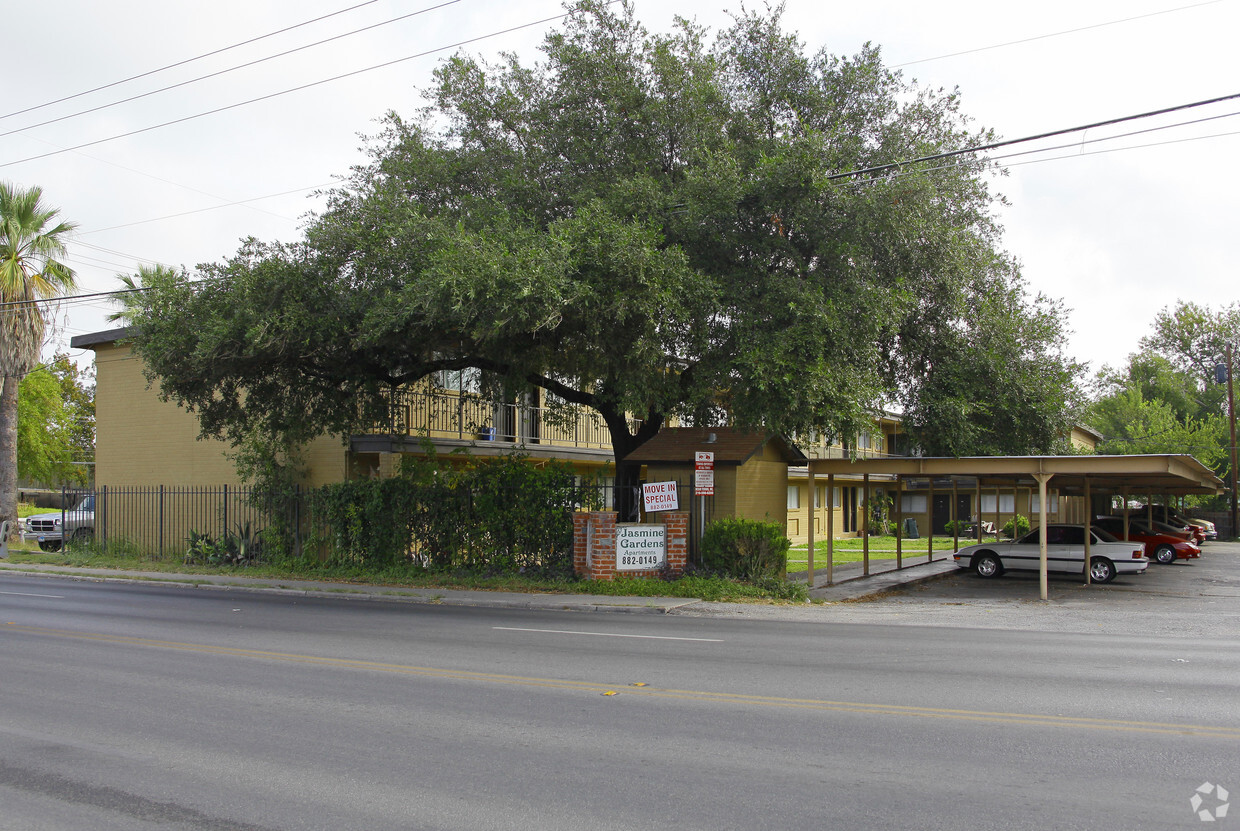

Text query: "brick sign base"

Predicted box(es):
[572, 511, 689, 581]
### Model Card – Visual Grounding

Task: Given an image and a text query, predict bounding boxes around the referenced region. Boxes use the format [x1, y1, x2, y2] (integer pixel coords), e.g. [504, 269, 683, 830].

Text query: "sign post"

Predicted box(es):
[695, 451, 714, 540]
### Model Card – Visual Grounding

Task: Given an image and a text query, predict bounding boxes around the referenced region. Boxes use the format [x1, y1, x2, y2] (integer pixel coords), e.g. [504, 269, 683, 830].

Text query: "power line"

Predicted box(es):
[0, 0, 463, 141]
[5, 92, 1237, 316]
[828, 92, 1240, 181]
[80, 182, 335, 235]
[0, 0, 386, 122]
[844, 107, 1240, 189]
[893, 0, 1224, 68]
[0, 8, 591, 170]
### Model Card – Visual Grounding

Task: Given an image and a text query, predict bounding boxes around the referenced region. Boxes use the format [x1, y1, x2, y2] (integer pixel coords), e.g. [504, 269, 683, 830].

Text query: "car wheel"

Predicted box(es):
[37, 540, 61, 552]
[1090, 557, 1117, 583]
[973, 552, 1003, 578]
[1153, 545, 1176, 565]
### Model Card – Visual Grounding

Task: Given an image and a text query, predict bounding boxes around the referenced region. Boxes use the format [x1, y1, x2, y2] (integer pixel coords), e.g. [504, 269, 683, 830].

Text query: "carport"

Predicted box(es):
[804, 454, 1225, 600]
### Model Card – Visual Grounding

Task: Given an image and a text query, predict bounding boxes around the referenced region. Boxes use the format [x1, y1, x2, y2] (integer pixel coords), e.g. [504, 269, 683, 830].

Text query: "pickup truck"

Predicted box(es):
[23, 494, 95, 551]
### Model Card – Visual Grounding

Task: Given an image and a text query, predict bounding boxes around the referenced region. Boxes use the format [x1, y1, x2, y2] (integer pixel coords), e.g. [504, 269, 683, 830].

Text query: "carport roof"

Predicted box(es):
[805, 454, 1224, 496]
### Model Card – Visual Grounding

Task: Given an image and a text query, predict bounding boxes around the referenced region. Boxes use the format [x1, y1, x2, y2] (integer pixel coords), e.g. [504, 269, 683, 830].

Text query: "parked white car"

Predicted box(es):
[952, 524, 1148, 583]
[23, 495, 95, 552]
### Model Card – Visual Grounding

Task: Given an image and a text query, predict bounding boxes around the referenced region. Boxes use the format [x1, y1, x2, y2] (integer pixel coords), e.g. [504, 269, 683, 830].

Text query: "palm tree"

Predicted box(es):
[0, 182, 77, 538]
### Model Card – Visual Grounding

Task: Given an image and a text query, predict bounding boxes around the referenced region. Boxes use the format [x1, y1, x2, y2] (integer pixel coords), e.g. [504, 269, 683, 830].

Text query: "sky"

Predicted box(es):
[4, 0, 1239, 385]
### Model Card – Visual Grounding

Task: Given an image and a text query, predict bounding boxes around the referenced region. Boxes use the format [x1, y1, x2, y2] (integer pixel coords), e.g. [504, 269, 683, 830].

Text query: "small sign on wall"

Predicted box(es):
[695, 451, 715, 496]
[642, 480, 679, 512]
[616, 524, 667, 570]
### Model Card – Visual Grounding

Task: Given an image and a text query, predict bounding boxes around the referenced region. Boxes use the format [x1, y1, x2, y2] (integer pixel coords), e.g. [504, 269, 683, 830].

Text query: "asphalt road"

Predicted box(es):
[2, 560, 1238, 830]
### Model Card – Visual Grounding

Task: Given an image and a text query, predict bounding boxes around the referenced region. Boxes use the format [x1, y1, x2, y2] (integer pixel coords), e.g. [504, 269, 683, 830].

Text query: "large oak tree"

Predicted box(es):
[121, 1, 1080, 506]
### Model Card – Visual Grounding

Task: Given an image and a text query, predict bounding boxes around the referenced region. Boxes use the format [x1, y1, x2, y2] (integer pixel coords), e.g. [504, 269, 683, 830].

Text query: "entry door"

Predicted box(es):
[931, 494, 971, 535]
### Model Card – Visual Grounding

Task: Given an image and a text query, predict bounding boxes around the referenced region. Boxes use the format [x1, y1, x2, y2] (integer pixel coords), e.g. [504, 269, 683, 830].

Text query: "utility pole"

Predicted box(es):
[1228, 344, 1238, 540]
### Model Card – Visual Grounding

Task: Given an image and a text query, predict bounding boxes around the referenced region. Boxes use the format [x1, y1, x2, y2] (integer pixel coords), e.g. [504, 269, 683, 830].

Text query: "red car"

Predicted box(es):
[1093, 517, 1201, 565]
[1131, 504, 1207, 544]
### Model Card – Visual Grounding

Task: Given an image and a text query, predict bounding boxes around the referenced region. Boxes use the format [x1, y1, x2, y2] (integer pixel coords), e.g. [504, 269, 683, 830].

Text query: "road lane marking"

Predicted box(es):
[6, 623, 1239, 739]
[0, 590, 64, 598]
[492, 626, 723, 642]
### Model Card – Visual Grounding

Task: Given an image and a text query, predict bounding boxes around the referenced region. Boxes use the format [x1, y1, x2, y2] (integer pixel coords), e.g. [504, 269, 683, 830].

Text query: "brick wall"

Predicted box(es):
[575, 511, 688, 581]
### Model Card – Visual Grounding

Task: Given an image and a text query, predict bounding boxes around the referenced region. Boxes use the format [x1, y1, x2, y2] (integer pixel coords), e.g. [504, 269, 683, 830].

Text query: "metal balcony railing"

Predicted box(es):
[365, 388, 635, 451]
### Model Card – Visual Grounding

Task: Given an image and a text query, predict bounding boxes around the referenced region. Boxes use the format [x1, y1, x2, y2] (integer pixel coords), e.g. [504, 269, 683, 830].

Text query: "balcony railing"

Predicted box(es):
[364, 388, 631, 452]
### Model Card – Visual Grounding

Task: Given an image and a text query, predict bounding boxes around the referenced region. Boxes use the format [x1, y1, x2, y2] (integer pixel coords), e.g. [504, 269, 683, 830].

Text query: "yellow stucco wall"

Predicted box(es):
[93, 341, 345, 487]
[644, 445, 788, 529]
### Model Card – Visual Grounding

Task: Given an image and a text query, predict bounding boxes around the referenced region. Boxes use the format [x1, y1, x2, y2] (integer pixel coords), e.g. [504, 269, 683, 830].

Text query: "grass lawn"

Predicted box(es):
[784, 534, 989, 575]
[1, 542, 812, 603]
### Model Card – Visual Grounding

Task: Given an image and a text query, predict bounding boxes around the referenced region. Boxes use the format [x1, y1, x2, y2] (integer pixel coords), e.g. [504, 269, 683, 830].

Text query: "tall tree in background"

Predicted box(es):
[1087, 302, 1240, 501]
[0, 183, 77, 533]
[1140, 301, 1240, 383]
[16, 354, 94, 487]
[121, 1, 1079, 507]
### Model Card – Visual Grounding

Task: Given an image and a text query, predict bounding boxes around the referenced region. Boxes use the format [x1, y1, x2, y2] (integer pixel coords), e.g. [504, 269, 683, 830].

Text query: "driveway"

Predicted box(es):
[675, 542, 1240, 639]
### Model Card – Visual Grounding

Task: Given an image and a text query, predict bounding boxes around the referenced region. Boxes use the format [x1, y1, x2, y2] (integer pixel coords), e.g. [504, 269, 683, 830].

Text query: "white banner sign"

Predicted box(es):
[616, 524, 667, 570]
[642, 480, 679, 512]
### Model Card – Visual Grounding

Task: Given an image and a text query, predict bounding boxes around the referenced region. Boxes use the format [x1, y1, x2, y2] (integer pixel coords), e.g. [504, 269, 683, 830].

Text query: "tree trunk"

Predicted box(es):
[603, 408, 663, 522]
[0, 375, 19, 539]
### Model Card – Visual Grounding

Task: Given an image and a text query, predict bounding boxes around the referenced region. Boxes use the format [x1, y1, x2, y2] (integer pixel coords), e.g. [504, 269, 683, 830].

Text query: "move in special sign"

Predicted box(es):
[616, 524, 667, 570]
[642, 480, 679, 512]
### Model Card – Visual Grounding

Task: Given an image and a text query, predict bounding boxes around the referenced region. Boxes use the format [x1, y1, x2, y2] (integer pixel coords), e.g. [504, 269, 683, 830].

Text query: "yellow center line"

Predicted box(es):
[8, 623, 1237, 738]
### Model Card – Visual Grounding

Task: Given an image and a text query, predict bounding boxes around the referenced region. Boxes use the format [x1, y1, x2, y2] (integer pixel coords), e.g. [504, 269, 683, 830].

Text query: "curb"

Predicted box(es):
[0, 565, 702, 615]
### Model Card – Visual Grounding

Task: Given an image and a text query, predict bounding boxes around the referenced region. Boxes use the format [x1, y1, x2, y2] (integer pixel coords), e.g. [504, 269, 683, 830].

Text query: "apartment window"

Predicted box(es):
[980, 494, 1016, 513]
[787, 486, 800, 510]
[833, 487, 841, 508]
[1030, 493, 1059, 513]
[439, 367, 481, 393]
[900, 494, 927, 513]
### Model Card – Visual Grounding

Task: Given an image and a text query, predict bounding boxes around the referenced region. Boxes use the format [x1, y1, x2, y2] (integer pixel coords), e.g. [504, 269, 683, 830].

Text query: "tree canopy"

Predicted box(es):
[121, 1, 1081, 491]
[16, 354, 94, 487]
[0, 182, 76, 530]
[1086, 302, 1237, 500]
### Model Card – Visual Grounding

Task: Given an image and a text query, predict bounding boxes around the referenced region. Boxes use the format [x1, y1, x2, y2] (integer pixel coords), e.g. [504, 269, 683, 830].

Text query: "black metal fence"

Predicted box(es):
[62, 485, 282, 561]
[60, 479, 717, 565]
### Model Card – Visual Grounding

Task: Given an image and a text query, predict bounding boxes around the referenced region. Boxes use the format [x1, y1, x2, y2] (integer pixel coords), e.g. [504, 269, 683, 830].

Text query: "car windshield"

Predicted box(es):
[1092, 528, 1120, 542]
[75, 495, 94, 512]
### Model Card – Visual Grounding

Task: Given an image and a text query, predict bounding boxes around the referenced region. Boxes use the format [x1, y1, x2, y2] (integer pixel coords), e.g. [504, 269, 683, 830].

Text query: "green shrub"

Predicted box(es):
[306, 452, 583, 576]
[700, 517, 790, 581]
[943, 519, 968, 536]
[1001, 514, 1031, 539]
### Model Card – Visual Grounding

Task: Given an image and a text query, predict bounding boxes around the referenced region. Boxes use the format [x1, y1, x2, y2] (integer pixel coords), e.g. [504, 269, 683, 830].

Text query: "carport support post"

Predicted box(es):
[951, 479, 959, 552]
[974, 479, 982, 542]
[1034, 473, 1053, 601]
[826, 474, 835, 586]
[1083, 477, 1092, 585]
[806, 468, 815, 589]
[1121, 489, 1131, 543]
[862, 474, 870, 576]
[994, 486, 1001, 541]
[895, 477, 903, 569]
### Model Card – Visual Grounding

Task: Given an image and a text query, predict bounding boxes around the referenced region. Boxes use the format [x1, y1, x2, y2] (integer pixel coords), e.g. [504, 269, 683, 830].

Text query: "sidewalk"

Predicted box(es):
[802, 554, 961, 601]
[0, 554, 959, 613]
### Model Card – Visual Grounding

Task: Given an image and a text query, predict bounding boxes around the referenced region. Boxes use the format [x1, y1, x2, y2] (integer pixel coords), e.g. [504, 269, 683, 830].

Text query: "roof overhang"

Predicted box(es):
[805, 454, 1224, 496]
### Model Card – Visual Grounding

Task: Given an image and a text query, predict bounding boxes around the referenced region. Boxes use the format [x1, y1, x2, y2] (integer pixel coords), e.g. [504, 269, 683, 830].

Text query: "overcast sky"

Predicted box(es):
[4, 0, 1238, 383]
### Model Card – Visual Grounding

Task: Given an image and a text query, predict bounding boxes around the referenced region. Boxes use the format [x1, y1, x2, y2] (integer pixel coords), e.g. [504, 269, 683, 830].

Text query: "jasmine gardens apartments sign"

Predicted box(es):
[616, 524, 667, 571]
